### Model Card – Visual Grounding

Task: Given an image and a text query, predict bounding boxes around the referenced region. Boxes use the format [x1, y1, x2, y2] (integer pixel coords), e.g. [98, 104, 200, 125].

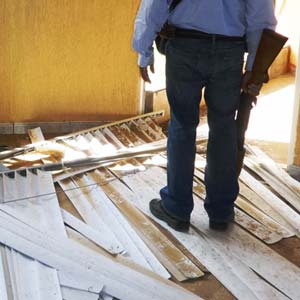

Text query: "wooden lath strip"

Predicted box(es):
[248, 145, 300, 195]
[59, 179, 125, 255]
[0, 210, 201, 300]
[192, 156, 295, 240]
[245, 156, 300, 212]
[113, 168, 286, 300]
[88, 169, 204, 281]
[239, 181, 296, 234]
[240, 169, 300, 236]
[191, 197, 300, 300]
[54, 111, 164, 141]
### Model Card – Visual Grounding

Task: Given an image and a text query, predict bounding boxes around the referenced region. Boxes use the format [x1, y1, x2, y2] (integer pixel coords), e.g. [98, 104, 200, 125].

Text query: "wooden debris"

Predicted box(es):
[0, 210, 201, 300]
[113, 168, 289, 300]
[89, 169, 204, 281]
[1, 114, 300, 300]
[240, 169, 300, 236]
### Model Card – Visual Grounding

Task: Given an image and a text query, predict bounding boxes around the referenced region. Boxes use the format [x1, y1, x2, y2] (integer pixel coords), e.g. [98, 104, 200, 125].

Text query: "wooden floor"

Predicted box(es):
[1, 135, 299, 300]
[0, 73, 299, 299]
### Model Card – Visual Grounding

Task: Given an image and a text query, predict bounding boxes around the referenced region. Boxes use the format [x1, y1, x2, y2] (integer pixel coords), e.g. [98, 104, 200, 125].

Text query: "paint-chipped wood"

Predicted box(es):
[89, 169, 204, 281]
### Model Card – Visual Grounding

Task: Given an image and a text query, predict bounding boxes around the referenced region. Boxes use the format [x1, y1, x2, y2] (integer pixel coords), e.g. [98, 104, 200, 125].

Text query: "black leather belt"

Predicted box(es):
[170, 26, 245, 42]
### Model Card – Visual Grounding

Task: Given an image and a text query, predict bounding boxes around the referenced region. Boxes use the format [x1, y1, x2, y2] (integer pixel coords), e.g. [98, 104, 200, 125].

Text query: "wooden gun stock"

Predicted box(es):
[236, 29, 288, 176]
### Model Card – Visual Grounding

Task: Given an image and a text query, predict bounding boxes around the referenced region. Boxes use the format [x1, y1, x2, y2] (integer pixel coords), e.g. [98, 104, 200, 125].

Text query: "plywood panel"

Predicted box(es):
[0, 0, 141, 122]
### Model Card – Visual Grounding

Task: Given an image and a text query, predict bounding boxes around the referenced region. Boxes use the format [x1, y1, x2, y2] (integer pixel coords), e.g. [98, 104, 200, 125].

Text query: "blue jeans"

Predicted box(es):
[160, 37, 245, 222]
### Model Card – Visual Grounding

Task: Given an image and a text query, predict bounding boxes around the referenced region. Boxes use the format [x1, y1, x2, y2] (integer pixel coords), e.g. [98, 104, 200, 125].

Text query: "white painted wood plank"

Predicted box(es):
[74, 135, 95, 156]
[0, 211, 201, 300]
[65, 225, 156, 278]
[0, 246, 15, 300]
[199, 235, 289, 300]
[120, 167, 290, 300]
[236, 196, 293, 238]
[118, 124, 145, 146]
[0, 217, 107, 295]
[234, 208, 283, 244]
[84, 132, 108, 156]
[62, 208, 123, 255]
[191, 196, 300, 300]
[239, 181, 296, 235]
[36, 169, 67, 238]
[249, 145, 300, 195]
[193, 155, 296, 237]
[2, 170, 64, 300]
[245, 157, 300, 211]
[141, 166, 282, 244]
[93, 130, 116, 151]
[2, 173, 16, 203]
[96, 171, 204, 281]
[0, 247, 9, 300]
[77, 173, 170, 278]
[61, 287, 99, 300]
[10, 249, 40, 300]
[240, 169, 300, 236]
[112, 173, 259, 299]
[59, 178, 124, 254]
[37, 261, 63, 300]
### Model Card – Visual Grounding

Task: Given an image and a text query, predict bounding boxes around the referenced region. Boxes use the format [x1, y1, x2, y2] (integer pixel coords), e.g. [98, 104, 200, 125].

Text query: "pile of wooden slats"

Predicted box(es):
[1, 112, 300, 300]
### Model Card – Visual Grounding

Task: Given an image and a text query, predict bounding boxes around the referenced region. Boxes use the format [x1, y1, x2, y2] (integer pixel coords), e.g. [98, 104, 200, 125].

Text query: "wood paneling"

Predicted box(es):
[0, 0, 141, 122]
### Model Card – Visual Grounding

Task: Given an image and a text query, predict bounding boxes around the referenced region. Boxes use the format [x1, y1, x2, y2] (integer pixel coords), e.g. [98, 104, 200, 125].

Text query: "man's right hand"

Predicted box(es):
[241, 71, 263, 97]
[139, 64, 155, 83]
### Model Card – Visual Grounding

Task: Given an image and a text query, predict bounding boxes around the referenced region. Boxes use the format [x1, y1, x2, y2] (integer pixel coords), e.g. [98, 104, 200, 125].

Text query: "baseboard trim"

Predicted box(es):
[0, 124, 14, 134]
[0, 121, 107, 135]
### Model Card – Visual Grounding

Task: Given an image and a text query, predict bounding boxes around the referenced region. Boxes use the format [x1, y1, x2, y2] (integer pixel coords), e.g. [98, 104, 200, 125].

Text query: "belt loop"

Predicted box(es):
[212, 34, 216, 50]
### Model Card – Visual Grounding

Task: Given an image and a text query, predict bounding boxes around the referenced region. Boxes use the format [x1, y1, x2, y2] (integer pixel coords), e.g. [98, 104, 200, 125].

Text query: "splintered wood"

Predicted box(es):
[1, 112, 300, 300]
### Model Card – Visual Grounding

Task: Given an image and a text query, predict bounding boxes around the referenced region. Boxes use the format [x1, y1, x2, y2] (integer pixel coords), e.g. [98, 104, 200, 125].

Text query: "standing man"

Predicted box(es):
[133, 1, 276, 231]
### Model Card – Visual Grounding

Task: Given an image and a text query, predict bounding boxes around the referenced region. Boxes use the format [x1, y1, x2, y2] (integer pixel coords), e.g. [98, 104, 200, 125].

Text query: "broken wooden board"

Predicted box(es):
[0, 169, 90, 299]
[0, 209, 202, 300]
[235, 195, 293, 238]
[239, 180, 296, 236]
[248, 145, 300, 196]
[240, 169, 300, 237]
[74, 173, 171, 279]
[141, 165, 283, 245]
[61, 208, 123, 255]
[112, 168, 289, 300]
[0, 169, 65, 300]
[65, 226, 172, 286]
[60, 175, 170, 279]
[59, 178, 125, 255]
[89, 169, 204, 281]
[244, 156, 300, 212]
[191, 196, 300, 300]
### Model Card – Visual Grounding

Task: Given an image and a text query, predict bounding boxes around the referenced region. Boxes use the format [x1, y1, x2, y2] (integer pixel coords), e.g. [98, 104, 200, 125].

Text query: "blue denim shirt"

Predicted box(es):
[133, 0, 277, 70]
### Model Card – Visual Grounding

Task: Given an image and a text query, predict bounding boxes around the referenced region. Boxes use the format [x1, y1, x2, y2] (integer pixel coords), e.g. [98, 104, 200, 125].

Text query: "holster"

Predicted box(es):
[155, 24, 176, 55]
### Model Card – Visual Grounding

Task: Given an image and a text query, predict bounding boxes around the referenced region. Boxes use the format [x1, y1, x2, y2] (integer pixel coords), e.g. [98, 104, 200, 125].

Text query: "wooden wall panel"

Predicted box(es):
[0, 0, 141, 122]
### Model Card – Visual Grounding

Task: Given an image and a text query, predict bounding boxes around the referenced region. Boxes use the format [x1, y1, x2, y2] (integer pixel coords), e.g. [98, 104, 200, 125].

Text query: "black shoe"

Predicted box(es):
[209, 214, 235, 231]
[149, 199, 190, 232]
